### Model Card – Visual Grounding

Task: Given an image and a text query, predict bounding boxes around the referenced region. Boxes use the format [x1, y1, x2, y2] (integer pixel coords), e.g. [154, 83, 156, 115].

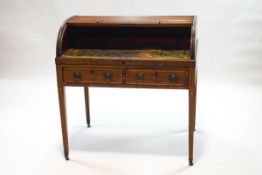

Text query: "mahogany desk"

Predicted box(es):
[55, 16, 197, 166]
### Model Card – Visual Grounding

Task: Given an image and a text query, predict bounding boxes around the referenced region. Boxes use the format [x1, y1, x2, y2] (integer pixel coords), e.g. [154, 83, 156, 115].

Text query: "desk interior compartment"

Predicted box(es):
[60, 25, 192, 60]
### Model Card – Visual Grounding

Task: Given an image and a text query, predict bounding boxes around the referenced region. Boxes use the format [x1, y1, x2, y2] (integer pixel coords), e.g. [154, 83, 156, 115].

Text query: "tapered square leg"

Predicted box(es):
[84, 86, 91, 128]
[188, 67, 197, 166]
[57, 65, 69, 160]
[189, 89, 196, 166]
[194, 68, 198, 132]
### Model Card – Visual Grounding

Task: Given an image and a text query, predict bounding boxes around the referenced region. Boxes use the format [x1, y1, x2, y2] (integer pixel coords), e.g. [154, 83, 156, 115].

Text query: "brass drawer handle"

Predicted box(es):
[104, 72, 113, 81]
[135, 73, 145, 81]
[168, 74, 177, 83]
[73, 72, 82, 80]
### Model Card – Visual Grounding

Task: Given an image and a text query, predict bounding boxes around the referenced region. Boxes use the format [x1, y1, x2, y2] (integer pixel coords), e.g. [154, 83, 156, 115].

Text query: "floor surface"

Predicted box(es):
[0, 78, 261, 175]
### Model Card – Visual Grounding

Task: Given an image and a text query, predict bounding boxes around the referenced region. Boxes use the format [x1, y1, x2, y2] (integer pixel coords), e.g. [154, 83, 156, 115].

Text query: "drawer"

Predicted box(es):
[63, 67, 123, 84]
[126, 69, 188, 87]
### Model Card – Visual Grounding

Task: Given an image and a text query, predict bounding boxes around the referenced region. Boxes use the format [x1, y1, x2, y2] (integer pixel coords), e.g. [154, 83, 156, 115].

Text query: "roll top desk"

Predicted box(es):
[55, 16, 197, 166]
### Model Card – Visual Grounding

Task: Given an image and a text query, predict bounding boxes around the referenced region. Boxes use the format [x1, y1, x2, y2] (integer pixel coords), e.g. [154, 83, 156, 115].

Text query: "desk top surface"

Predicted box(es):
[62, 49, 190, 61]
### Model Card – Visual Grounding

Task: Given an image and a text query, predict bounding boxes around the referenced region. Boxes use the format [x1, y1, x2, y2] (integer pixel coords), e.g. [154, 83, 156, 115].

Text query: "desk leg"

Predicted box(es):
[84, 86, 91, 128]
[57, 66, 69, 160]
[189, 89, 196, 166]
[194, 68, 198, 131]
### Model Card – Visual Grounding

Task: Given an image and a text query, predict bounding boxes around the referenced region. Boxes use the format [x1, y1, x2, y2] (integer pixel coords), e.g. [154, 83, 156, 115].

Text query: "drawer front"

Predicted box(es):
[126, 69, 188, 87]
[63, 67, 123, 84]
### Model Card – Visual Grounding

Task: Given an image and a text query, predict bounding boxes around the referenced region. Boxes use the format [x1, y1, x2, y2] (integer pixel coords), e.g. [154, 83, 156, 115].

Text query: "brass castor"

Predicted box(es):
[65, 155, 69, 160]
[189, 159, 193, 166]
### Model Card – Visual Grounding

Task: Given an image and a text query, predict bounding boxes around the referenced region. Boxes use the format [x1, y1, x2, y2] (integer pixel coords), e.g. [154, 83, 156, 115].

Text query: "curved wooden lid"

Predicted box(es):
[66, 16, 195, 26]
